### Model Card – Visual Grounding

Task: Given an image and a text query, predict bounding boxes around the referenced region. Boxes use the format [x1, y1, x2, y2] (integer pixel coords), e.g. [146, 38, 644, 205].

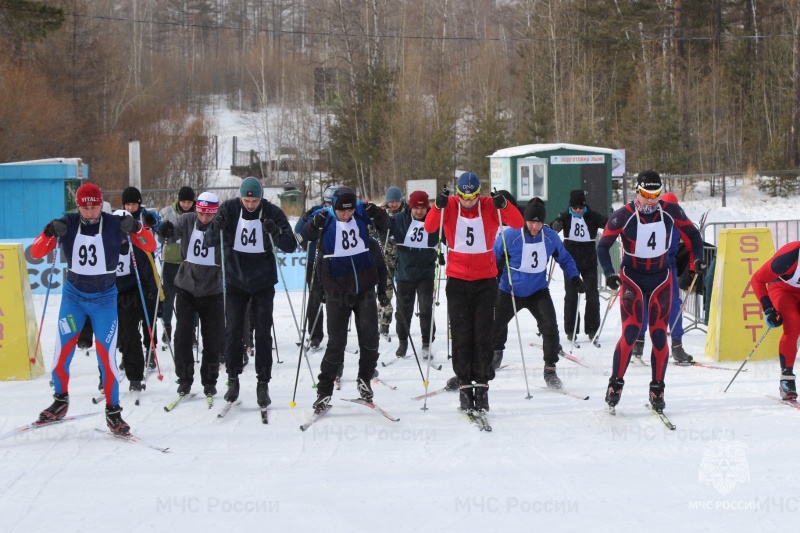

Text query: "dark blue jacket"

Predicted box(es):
[388, 208, 438, 283]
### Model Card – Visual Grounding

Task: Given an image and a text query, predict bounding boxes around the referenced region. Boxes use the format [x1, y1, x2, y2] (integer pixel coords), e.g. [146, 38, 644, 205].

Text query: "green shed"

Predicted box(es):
[488, 143, 615, 218]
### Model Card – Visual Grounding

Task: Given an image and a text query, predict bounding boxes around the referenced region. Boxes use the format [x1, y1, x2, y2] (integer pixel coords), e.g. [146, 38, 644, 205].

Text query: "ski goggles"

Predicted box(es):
[637, 185, 663, 200]
[457, 188, 481, 201]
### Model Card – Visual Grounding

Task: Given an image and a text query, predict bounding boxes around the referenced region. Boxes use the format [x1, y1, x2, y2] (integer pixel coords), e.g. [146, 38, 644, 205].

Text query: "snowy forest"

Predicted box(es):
[3, 0, 800, 198]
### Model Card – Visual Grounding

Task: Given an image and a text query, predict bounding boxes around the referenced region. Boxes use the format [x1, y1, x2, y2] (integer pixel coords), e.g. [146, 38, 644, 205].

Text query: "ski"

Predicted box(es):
[345, 348, 359, 355]
[592, 339, 601, 348]
[373, 377, 397, 390]
[646, 404, 677, 430]
[381, 356, 407, 367]
[411, 386, 455, 401]
[93, 428, 170, 453]
[538, 386, 589, 400]
[300, 406, 332, 431]
[766, 395, 800, 410]
[163, 393, 197, 412]
[458, 408, 492, 431]
[0, 412, 101, 441]
[91, 393, 105, 405]
[217, 400, 241, 419]
[530, 342, 608, 375]
[260, 408, 269, 424]
[381, 333, 392, 342]
[495, 364, 510, 371]
[632, 356, 648, 366]
[673, 361, 746, 372]
[206, 396, 214, 409]
[340, 398, 400, 422]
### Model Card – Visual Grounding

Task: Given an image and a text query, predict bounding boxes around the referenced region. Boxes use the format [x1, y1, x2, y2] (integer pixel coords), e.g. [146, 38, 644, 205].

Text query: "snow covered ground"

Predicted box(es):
[3, 178, 800, 531]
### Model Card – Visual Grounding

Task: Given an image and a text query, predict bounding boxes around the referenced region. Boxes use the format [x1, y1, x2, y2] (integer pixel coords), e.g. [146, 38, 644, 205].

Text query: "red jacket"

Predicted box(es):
[424, 196, 523, 281]
[751, 241, 800, 304]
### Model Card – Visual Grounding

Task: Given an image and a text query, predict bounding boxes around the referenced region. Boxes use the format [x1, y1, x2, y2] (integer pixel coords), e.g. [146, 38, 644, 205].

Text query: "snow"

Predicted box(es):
[3, 101, 799, 530]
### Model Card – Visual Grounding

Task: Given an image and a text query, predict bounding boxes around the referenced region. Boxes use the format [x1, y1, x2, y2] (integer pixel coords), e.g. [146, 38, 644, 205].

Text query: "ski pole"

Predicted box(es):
[724, 328, 772, 393]
[128, 237, 163, 381]
[669, 271, 699, 334]
[273, 323, 283, 363]
[31, 242, 58, 364]
[220, 229, 227, 327]
[569, 293, 581, 352]
[592, 288, 619, 346]
[422, 188, 447, 411]
[496, 204, 533, 400]
[389, 281, 430, 383]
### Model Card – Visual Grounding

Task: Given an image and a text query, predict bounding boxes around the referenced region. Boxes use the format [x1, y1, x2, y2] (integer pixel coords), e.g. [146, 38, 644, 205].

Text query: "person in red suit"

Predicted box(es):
[751, 241, 800, 400]
[424, 172, 523, 413]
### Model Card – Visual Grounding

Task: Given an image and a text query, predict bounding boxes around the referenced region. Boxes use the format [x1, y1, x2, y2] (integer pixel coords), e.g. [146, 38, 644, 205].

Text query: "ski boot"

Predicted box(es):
[105, 404, 130, 435]
[203, 384, 217, 398]
[129, 380, 145, 393]
[543, 366, 562, 390]
[649, 380, 666, 412]
[224, 377, 240, 402]
[38, 393, 69, 422]
[492, 350, 504, 370]
[459, 383, 475, 411]
[379, 323, 390, 339]
[474, 383, 490, 412]
[671, 340, 694, 364]
[177, 382, 191, 396]
[780, 368, 797, 400]
[77, 338, 92, 350]
[445, 376, 460, 391]
[357, 376, 374, 402]
[395, 340, 408, 358]
[313, 394, 332, 414]
[605, 377, 625, 407]
[632, 336, 645, 361]
[256, 381, 271, 408]
[421, 344, 431, 360]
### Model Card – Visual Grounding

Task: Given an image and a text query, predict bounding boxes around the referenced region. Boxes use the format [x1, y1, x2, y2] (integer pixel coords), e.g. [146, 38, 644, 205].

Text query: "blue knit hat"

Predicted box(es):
[456, 172, 481, 198]
[240, 176, 263, 198]
[385, 186, 403, 203]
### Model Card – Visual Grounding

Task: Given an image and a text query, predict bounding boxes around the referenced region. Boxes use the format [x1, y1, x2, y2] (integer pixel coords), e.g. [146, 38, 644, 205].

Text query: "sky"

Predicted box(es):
[1, 108, 799, 532]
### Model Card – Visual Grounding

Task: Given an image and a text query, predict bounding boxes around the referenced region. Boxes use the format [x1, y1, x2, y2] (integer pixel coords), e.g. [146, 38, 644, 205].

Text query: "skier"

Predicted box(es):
[121, 186, 163, 366]
[156, 186, 196, 346]
[549, 189, 608, 343]
[207, 177, 296, 409]
[751, 241, 800, 400]
[424, 172, 523, 413]
[294, 185, 337, 350]
[386, 190, 439, 359]
[376, 185, 405, 339]
[597, 170, 705, 412]
[171, 192, 223, 399]
[634, 191, 701, 364]
[492, 198, 585, 388]
[303, 186, 390, 414]
[31, 182, 155, 435]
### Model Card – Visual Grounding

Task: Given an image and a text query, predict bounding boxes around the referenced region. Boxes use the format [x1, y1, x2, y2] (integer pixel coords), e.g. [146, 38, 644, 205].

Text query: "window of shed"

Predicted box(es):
[517, 158, 547, 201]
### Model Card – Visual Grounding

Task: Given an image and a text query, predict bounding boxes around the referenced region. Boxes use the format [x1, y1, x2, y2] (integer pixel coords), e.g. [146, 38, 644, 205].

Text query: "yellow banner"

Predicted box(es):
[704, 228, 780, 361]
[0, 243, 46, 380]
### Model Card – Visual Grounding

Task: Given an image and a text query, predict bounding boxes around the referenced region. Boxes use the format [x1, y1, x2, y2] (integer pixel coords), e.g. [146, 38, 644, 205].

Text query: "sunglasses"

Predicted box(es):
[457, 189, 480, 201]
[637, 186, 663, 200]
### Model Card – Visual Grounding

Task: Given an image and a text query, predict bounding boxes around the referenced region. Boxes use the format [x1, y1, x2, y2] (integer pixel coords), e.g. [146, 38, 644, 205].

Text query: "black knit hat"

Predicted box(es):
[524, 198, 546, 222]
[178, 186, 195, 202]
[333, 186, 357, 210]
[122, 186, 142, 205]
[569, 190, 587, 208]
[636, 170, 662, 192]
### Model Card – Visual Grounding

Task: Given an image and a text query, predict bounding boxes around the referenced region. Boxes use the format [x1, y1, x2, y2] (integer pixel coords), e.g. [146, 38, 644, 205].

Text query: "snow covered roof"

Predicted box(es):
[490, 143, 616, 158]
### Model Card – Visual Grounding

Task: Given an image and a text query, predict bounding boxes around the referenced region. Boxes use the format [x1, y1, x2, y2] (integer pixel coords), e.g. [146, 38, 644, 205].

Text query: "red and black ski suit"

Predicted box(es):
[751, 241, 800, 370]
[597, 201, 704, 381]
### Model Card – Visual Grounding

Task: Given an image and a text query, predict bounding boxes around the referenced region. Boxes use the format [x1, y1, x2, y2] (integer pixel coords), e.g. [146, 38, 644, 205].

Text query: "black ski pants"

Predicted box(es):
[394, 278, 435, 345]
[446, 277, 497, 384]
[317, 289, 380, 397]
[563, 263, 600, 337]
[224, 285, 275, 382]
[493, 288, 561, 366]
[174, 288, 222, 389]
[117, 289, 147, 382]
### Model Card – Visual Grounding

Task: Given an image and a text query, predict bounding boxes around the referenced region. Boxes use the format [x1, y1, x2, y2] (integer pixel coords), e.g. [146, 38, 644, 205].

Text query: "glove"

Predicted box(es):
[212, 212, 226, 231]
[312, 211, 327, 229]
[119, 216, 140, 234]
[606, 274, 621, 290]
[571, 276, 586, 294]
[262, 218, 281, 237]
[679, 269, 696, 291]
[435, 190, 449, 210]
[44, 219, 68, 237]
[694, 258, 707, 274]
[765, 307, 783, 328]
[551, 219, 564, 233]
[158, 221, 175, 239]
[491, 191, 507, 209]
[143, 213, 158, 228]
[365, 202, 381, 218]
[438, 254, 446, 266]
[119, 240, 130, 255]
[378, 292, 390, 306]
